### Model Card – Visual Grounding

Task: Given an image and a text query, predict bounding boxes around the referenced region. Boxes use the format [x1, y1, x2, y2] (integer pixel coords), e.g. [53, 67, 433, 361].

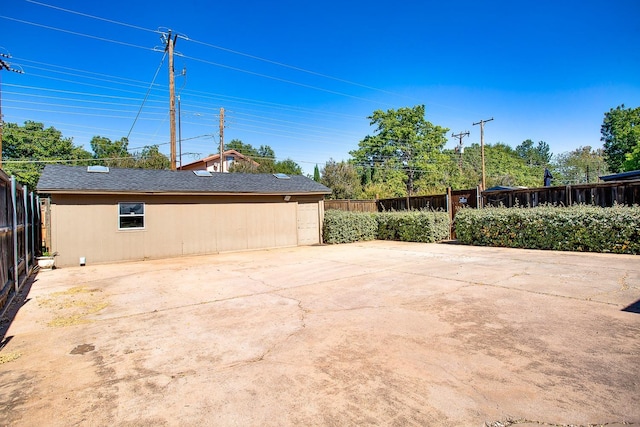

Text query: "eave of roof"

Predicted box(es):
[40, 189, 330, 196]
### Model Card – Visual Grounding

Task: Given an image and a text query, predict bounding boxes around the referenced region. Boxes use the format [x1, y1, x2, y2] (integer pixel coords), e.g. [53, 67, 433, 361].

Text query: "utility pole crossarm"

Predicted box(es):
[451, 131, 470, 170]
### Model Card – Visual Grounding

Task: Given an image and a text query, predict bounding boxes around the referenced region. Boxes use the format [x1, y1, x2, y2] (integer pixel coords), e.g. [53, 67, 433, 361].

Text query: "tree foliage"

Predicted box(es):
[320, 159, 362, 199]
[516, 139, 552, 166]
[90, 136, 169, 170]
[350, 105, 449, 196]
[601, 104, 640, 172]
[551, 146, 608, 184]
[90, 136, 135, 168]
[134, 145, 170, 170]
[225, 139, 302, 175]
[2, 121, 91, 189]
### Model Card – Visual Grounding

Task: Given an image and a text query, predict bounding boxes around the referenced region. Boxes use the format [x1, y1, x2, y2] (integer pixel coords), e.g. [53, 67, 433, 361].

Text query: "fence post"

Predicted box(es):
[31, 193, 36, 262]
[11, 177, 18, 293]
[24, 185, 29, 274]
[446, 187, 453, 239]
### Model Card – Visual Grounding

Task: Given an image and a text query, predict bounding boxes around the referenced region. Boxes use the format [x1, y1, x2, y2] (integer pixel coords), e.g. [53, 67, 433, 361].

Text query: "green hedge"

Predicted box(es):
[323, 210, 450, 244]
[455, 204, 640, 254]
[323, 210, 378, 244]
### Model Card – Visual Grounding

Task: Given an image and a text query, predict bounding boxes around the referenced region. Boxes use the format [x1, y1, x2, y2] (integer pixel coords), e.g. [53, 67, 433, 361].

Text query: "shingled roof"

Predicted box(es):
[37, 165, 332, 195]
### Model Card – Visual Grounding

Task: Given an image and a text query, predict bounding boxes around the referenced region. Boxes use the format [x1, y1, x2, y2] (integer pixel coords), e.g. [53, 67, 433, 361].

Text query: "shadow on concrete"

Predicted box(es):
[622, 299, 640, 314]
[0, 274, 36, 344]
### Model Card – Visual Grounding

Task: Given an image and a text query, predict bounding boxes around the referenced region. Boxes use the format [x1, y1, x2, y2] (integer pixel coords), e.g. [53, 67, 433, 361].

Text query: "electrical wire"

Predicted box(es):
[25, 0, 159, 34]
[0, 16, 155, 52]
[127, 51, 167, 139]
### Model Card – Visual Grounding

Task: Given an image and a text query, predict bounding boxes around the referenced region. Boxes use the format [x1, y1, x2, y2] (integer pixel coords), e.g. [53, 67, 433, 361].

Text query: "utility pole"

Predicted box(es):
[219, 107, 225, 173]
[164, 30, 178, 171]
[0, 52, 23, 169]
[473, 117, 494, 190]
[451, 131, 470, 170]
[178, 95, 182, 169]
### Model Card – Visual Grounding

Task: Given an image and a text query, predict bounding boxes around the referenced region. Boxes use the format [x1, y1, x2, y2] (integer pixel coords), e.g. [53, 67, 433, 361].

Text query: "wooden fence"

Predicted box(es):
[324, 199, 378, 212]
[483, 180, 640, 208]
[0, 169, 40, 315]
[325, 188, 480, 215]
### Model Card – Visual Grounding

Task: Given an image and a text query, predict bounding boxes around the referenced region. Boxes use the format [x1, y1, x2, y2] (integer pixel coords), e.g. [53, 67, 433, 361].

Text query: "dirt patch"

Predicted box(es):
[70, 344, 95, 355]
[0, 351, 21, 364]
[38, 286, 108, 327]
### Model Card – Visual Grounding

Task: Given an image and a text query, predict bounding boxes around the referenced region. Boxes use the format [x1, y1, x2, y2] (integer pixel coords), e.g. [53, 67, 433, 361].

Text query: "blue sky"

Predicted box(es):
[2, 0, 639, 175]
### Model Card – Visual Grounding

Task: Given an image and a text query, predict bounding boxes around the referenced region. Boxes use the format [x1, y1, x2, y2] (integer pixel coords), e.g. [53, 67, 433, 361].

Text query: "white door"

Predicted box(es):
[297, 203, 320, 245]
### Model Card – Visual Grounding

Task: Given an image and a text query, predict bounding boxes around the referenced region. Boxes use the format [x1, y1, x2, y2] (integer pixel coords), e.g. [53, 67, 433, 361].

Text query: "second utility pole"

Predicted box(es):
[473, 117, 493, 190]
[166, 31, 178, 171]
[219, 107, 225, 173]
[451, 131, 470, 170]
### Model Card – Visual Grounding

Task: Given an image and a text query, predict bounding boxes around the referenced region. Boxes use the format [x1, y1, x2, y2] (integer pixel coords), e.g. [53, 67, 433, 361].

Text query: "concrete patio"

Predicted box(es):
[1, 241, 638, 426]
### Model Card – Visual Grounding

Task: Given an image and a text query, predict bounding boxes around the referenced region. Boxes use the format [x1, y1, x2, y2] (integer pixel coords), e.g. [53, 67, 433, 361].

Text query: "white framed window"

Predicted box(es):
[118, 202, 145, 230]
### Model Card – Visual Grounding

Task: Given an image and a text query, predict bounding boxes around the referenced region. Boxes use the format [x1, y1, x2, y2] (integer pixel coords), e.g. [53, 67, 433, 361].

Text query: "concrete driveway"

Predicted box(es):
[1, 241, 638, 426]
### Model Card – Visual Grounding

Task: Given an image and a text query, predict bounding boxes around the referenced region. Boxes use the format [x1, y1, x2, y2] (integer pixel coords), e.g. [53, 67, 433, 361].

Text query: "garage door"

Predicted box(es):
[297, 202, 320, 245]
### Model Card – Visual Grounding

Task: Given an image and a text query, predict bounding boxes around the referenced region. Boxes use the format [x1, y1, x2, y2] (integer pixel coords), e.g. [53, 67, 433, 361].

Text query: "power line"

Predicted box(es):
[25, 0, 159, 34]
[180, 54, 385, 105]
[127, 51, 167, 140]
[0, 16, 155, 52]
[25, 0, 421, 103]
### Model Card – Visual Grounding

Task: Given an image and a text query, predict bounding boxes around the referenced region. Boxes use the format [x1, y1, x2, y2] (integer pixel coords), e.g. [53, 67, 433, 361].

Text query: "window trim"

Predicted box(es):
[118, 202, 145, 230]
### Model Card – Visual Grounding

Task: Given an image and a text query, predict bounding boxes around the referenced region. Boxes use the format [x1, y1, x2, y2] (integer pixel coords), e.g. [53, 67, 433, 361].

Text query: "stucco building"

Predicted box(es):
[37, 165, 331, 267]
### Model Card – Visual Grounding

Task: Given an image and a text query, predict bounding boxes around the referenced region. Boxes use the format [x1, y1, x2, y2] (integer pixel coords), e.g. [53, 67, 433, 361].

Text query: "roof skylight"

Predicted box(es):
[273, 173, 290, 179]
[87, 165, 109, 173]
[193, 170, 213, 177]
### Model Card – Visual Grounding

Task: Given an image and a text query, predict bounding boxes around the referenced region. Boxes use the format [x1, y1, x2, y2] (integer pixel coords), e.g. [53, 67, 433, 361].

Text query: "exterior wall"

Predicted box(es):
[49, 194, 323, 267]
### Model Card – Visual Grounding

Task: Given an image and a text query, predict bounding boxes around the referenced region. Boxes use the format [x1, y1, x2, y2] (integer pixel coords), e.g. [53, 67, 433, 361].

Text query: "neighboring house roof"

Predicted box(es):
[599, 170, 640, 182]
[37, 165, 331, 195]
[179, 149, 259, 170]
[484, 186, 528, 192]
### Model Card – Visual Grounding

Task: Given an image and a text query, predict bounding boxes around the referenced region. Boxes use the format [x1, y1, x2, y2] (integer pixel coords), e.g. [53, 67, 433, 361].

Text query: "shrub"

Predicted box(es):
[455, 204, 640, 254]
[323, 210, 378, 244]
[323, 210, 451, 244]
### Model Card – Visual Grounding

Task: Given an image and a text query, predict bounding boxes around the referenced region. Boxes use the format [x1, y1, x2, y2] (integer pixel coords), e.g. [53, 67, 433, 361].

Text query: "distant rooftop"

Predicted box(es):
[599, 170, 640, 182]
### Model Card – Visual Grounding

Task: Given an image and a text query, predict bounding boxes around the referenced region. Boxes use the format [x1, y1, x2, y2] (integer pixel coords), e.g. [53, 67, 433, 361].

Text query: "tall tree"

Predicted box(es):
[2, 121, 91, 189]
[350, 105, 448, 196]
[516, 139, 552, 166]
[321, 159, 362, 199]
[313, 164, 321, 182]
[601, 104, 640, 172]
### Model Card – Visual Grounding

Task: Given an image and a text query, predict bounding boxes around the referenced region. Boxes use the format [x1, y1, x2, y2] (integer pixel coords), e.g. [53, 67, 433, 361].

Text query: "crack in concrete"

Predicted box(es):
[481, 282, 621, 306]
[584, 272, 639, 302]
